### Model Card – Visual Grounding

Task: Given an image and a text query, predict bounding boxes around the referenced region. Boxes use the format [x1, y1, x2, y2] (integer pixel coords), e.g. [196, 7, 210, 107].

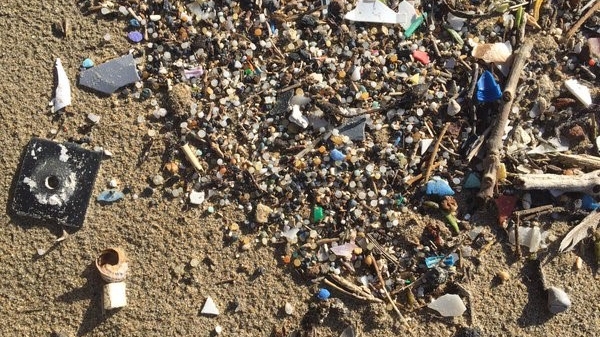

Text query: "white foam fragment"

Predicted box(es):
[428, 294, 466, 317]
[565, 79, 592, 107]
[189, 190, 205, 205]
[201, 296, 220, 316]
[289, 105, 309, 128]
[52, 58, 72, 113]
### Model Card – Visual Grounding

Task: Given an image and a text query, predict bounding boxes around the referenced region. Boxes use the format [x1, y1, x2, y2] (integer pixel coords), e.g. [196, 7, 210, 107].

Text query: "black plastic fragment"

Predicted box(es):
[11, 138, 102, 228]
[79, 54, 141, 94]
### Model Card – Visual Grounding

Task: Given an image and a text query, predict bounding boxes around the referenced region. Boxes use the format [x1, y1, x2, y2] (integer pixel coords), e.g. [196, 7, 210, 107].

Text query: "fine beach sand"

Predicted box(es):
[0, 1, 599, 336]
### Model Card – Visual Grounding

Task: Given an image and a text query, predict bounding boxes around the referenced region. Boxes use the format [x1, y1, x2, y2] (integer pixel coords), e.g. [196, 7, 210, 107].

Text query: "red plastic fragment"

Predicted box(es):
[412, 50, 430, 65]
[495, 195, 518, 226]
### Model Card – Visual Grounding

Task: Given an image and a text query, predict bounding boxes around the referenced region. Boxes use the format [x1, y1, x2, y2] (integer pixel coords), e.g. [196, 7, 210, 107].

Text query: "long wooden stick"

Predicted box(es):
[423, 123, 450, 183]
[478, 41, 533, 200]
[371, 254, 409, 328]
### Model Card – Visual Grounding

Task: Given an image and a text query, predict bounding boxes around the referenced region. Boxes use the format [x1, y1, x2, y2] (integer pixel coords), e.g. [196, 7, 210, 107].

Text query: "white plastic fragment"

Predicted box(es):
[52, 58, 72, 113]
[397, 1, 418, 30]
[351, 66, 362, 81]
[420, 139, 434, 155]
[508, 226, 548, 253]
[446, 13, 467, 30]
[201, 296, 220, 316]
[427, 294, 466, 317]
[330, 242, 359, 258]
[564, 79, 592, 107]
[345, 0, 402, 25]
[471, 42, 512, 63]
[87, 113, 101, 124]
[214, 325, 223, 335]
[284, 302, 294, 315]
[289, 105, 309, 128]
[103, 281, 127, 310]
[547, 286, 572, 314]
[189, 190, 205, 205]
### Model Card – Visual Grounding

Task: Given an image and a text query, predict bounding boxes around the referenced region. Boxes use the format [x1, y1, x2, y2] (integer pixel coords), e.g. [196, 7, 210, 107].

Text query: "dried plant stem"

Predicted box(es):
[515, 214, 522, 258]
[478, 41, 533, 201]
[370, 254, 409, 328]
[423, 122, 450, 183]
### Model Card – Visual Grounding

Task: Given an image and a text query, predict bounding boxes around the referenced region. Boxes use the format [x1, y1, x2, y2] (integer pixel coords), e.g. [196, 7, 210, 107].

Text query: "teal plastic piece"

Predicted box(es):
[404, 13, 427, 38]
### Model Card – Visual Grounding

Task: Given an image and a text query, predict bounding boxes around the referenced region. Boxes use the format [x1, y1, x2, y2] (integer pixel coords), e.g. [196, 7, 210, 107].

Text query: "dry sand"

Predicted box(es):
[0, 1, 599, 336]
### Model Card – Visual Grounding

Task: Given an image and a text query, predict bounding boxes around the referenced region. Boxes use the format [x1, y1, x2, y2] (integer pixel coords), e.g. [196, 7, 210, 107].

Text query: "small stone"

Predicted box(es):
[497, 270, 510, 282]
[152, 174, 164, 186]
[190, 258, 200, 267]
[447, 98, 461, 116]
[255, 203, 273, 223]
[284, 302, 294, 315]
[87, 113, 101, 124]
[214, 325, 223, 335]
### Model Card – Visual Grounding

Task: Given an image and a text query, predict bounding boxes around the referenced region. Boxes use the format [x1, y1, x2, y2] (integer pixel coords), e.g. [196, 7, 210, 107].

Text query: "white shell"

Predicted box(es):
[427, 294, 467, 317]
[547, 286, 571, 314]
[471, 42, 512, 63]
[52, 58, 72, 112]
[565, 79, 592, 107]
[201, 296, 220, 316]
[103, 282, 127, 310]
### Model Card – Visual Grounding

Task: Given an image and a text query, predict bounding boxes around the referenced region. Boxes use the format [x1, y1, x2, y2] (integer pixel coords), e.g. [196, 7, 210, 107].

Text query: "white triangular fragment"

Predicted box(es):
[52, 58, 72, 112]
[345, 0, 401, 24]
[508, 226, 548, 253]
[397, 1, 418, 30]
[289, 105, 309, 128]
[330, 242, 359, 258]
[420, 139, 434, 155]
[201, 296, 220, 316]
[565, 79, 592, 107]
[428, 294, 466, 317]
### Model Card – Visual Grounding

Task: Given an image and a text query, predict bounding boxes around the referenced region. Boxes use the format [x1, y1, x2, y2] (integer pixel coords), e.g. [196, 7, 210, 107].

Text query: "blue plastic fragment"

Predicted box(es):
[425, 178, 455, 196]
[425, 254, 459, 268]
[97, 189, 125, 203]
[330, 149, 346, 161]
[463, 172, 481, 189]
[82, 58, 94, 69]
[127, 31, 143, 43]
[317, 288, 331, 300]
[476, 70, 502, 102]
[129, 18, 140, 27]
[581, 195, 600, 210]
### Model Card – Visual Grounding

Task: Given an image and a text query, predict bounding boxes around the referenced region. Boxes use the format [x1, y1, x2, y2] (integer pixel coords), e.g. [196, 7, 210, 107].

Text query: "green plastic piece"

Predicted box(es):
[312, 206, 324, 222]
[404, 13, 427, 39]
[445, 212, 460, 234]
[446, 28, 464, 45]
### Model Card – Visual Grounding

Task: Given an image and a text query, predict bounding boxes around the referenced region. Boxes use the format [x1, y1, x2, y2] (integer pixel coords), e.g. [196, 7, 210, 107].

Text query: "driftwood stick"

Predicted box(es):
[424, 123, 450, 183]
[516, 170, 600, 196]
[549, 153, 600, 171]
[566, 0, 600, 39]
[478, 41, 533, 200]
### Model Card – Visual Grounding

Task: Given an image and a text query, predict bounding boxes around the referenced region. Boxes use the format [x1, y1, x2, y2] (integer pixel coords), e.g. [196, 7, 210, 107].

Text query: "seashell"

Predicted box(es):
[52, 58, 71, 113]
[471, 42, 512, 63]
[96, 247, 129, 282]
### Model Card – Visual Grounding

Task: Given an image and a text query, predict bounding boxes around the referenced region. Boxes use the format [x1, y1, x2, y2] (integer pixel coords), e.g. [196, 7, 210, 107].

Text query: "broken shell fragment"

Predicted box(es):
[96, 247, 129, 282]
[564, 79, 592, 107]
[52, 58, 72, 113]
[471, 42, 512, 63]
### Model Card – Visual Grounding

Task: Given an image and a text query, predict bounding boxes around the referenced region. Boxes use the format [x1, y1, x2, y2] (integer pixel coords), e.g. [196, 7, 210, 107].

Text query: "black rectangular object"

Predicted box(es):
[11, 138, 102, 228]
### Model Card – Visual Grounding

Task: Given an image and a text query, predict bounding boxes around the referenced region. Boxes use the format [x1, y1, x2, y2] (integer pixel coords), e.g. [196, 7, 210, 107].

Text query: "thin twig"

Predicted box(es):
[515, 214, 522, 258]
[366, 233, 400, 266]
[405, 160, 444, 186]
[371, 254, 409, 328]
[423, 123, 450, 183]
